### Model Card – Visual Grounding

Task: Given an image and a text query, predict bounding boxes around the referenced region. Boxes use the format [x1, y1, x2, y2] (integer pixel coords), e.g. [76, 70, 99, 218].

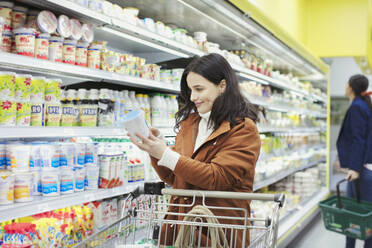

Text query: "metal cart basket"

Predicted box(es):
[73, 182, 285, 248]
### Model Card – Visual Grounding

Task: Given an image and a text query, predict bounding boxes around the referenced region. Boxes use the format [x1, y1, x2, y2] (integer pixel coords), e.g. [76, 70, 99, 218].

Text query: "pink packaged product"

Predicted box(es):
[56, 15, 71, 38]
[69, 19, 82, 40]
[37, 10, 57, 34]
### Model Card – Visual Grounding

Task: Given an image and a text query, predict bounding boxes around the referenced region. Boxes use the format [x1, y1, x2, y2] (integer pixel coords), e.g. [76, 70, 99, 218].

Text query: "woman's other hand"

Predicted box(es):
[129, 132, 167, 159]
[149, 127, 160, 137]
[346, 170, 360, 181]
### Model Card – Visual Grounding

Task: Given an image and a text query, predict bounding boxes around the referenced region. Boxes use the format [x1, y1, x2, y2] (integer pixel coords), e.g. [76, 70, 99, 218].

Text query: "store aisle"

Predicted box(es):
[287, 213, 363, 248]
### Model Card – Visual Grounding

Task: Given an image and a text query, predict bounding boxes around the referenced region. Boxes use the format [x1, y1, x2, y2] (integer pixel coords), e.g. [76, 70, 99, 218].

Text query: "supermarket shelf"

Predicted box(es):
[234, 64, 327, 103]
[0, 126, 129, 139]
[0, 52, 180, 93]
[0, 182, 142, 223]
[277, 187, 329, 247]
[253, 159, 325, 191]
[257, 126, 326, 133]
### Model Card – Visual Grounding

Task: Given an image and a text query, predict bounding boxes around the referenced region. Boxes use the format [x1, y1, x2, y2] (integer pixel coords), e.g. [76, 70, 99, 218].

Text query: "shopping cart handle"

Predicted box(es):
[274, 193, 285, 208]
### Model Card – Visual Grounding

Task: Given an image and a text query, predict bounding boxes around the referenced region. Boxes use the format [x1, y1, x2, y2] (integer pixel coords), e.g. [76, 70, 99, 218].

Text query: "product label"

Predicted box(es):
[12, 11, 27, 29]
[0, 7, 12, 30]
[59, 156, 67, 167]
[80, 106, 97, 127]
[85, 153, 94, 164]
[35, 38, 49, 59]
[0, 181, 14, 202]
[75, 179, 84, 190]
[60, 104, 74, 126]
[14, 184, 30, 199]
[60, 178, 73, 192]
[2, 35, 11, 52]
[0, 100, 16, 126]
[15, 33, 35, 57]
[30, 78, 45, 99]
[77, 155, 85, 166]
[15, 75, 31, 100]
[87, 49, 100, 69]
[51, 156, 59, 168]
[16, 102, 31, 126]
[63, 44, 76, 64]
[42, 181, 58, 195]
[73, 106, 79, 126]
[45, 80, 61, 102]
[30, 103, 44, 126]
[0, 74, 15, 99]
[76, 47, 88, 66]
[45, 104, 61, 126]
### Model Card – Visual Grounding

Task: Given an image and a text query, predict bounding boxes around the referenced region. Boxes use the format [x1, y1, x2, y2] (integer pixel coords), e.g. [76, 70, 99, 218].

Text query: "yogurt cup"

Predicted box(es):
[85, 166, 99, 190]
[122, 110, 149, 142]
[11, 5, 28, 29]
[14, 74, 32, 101]
[45, 78, 61, 102]
[16, 100, 31, 126]
[30, 101, 44, 126]
[0, 170, 14, 205]
[14, 27, 35, 57]
[74, 167, 86, 192]
[56, 15, 71, 38]
[81, 23, 94, 43]
[60, 167, 74, 194]
[14, 172, 33, 202]
[48, 35, 63, 63]
[1, 30, 11, 52]
[0, 71, 15, 99]
[87, 44, 101, 69]
[31, 170, 41, 195]
[35, 33, 50, 60]
[37, 10, 57, 34]
[8, 143, 30, 172]
[75, 41, 88, 67]
[62, 39, 77, 64]
[69, 19, 82, 40]
[40, 143, 59, 169]
[0, 99, 16, 126]
[45, 102, 61, 126]
[41, 168, 60, 197]
[0, 1, 14, 31]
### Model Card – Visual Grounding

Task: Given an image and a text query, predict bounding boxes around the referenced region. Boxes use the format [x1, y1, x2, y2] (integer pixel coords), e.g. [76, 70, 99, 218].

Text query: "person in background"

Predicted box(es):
[129, 53, 261, 246]
[334, 74, 372, 248]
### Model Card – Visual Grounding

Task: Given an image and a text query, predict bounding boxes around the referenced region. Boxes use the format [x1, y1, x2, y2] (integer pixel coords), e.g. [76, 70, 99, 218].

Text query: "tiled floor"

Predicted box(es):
[287, 213, 364, 248]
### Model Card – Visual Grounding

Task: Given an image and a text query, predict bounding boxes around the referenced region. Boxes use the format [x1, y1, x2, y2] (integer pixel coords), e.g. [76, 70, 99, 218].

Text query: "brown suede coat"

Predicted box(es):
[151, 113, 261, 247]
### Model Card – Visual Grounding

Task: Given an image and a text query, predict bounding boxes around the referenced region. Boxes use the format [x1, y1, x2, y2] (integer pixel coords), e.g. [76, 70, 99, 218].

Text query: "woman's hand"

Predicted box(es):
[149, 127, 161, 137]
[129, 132, 167, 160]
[346, 170, 360, 181]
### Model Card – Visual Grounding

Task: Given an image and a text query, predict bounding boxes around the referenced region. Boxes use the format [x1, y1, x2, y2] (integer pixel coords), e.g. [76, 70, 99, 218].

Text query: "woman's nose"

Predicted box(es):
[190, 91, 197, 102]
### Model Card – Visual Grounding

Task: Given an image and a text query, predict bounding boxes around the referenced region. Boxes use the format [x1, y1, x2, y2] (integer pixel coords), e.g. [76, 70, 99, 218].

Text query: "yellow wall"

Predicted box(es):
[307, 0, 368, 57]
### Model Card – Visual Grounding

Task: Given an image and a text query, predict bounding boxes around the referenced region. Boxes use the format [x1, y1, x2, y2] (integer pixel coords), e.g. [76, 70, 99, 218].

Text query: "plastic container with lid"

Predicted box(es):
[48, 35, 63, 63]
[1, 30, 11, 52]
[14, 27, 35, 57]
[60, 167, 74, 194]
[62, 39, 77, 64]
[74, 167, 85, 192]
[69, 19, 82, 40]
[85, 166, 99, 190]
[7, 143, 30, 172]
[40, 143, 59, 169]
[41, 168, 60, 196]
[87, 44, 101, 69]
[31, 170, 41, 195]
[37, 10, 57, 34]
[59, 143, 76, 167]
[81, 23, 94, 43]
[0, 170, 14, 205]
[0, 1, 14, 31]
[56, 15, 71, 38]
[12, 5, 28, 29]
[75, 41, 88, 67]
[122, 110, 149, 141]
[85, 142, 97, 166]
[75, 142, 86, 167]
[14, 172, 33, 202]
[35, 33, 50, 60]
[30, 101, 44, 126]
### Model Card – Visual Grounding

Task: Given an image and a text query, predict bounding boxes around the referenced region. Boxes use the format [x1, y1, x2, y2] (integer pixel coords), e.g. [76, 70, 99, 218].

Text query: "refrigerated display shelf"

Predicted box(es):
[277, 187, 329, 247]
[0, 126, 128, 139]
[0, 182, 142, 223]
[0, 52, 180, 93]
[257, 127, 326, 133]
[18, 0, 326, 104]
[253, 159, 326, 191]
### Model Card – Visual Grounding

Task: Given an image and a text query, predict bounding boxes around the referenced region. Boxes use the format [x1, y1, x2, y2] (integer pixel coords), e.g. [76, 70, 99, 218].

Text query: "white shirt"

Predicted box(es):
[158, 111, 213, 171]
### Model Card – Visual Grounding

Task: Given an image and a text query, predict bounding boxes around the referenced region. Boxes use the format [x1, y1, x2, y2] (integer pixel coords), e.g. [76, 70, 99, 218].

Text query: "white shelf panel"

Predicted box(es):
[257, 127, 325, 133]
[0, 127, 129, 138]
[253, 159, 325, 191]
[0, 182, 142, 222]
[0, 52, 180, 93]
[278, 187, 329, 239]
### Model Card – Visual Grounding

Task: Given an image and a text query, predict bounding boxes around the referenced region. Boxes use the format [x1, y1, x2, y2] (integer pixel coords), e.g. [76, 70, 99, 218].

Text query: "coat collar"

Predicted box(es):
[181, 113, 231, 156]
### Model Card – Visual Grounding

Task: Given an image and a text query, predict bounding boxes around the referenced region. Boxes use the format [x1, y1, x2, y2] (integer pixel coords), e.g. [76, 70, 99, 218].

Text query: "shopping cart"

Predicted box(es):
[319, 179, 372, 240]
[73, 182, 285, 248]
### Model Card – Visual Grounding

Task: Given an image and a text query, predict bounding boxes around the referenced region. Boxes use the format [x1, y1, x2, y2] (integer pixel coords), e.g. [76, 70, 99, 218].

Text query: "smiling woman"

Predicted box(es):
[130, 53, 261, 247]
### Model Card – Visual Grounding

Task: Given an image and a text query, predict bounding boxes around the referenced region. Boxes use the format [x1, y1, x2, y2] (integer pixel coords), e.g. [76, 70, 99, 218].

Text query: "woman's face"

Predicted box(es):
[186, 72, 225, 114]
[345, 82, 353, 97]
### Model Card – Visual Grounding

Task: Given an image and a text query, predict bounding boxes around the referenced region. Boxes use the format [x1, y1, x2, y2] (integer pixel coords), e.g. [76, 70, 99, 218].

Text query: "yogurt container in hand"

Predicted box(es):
[122, 110, 150, 142]
[37, 10, 57, 34]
